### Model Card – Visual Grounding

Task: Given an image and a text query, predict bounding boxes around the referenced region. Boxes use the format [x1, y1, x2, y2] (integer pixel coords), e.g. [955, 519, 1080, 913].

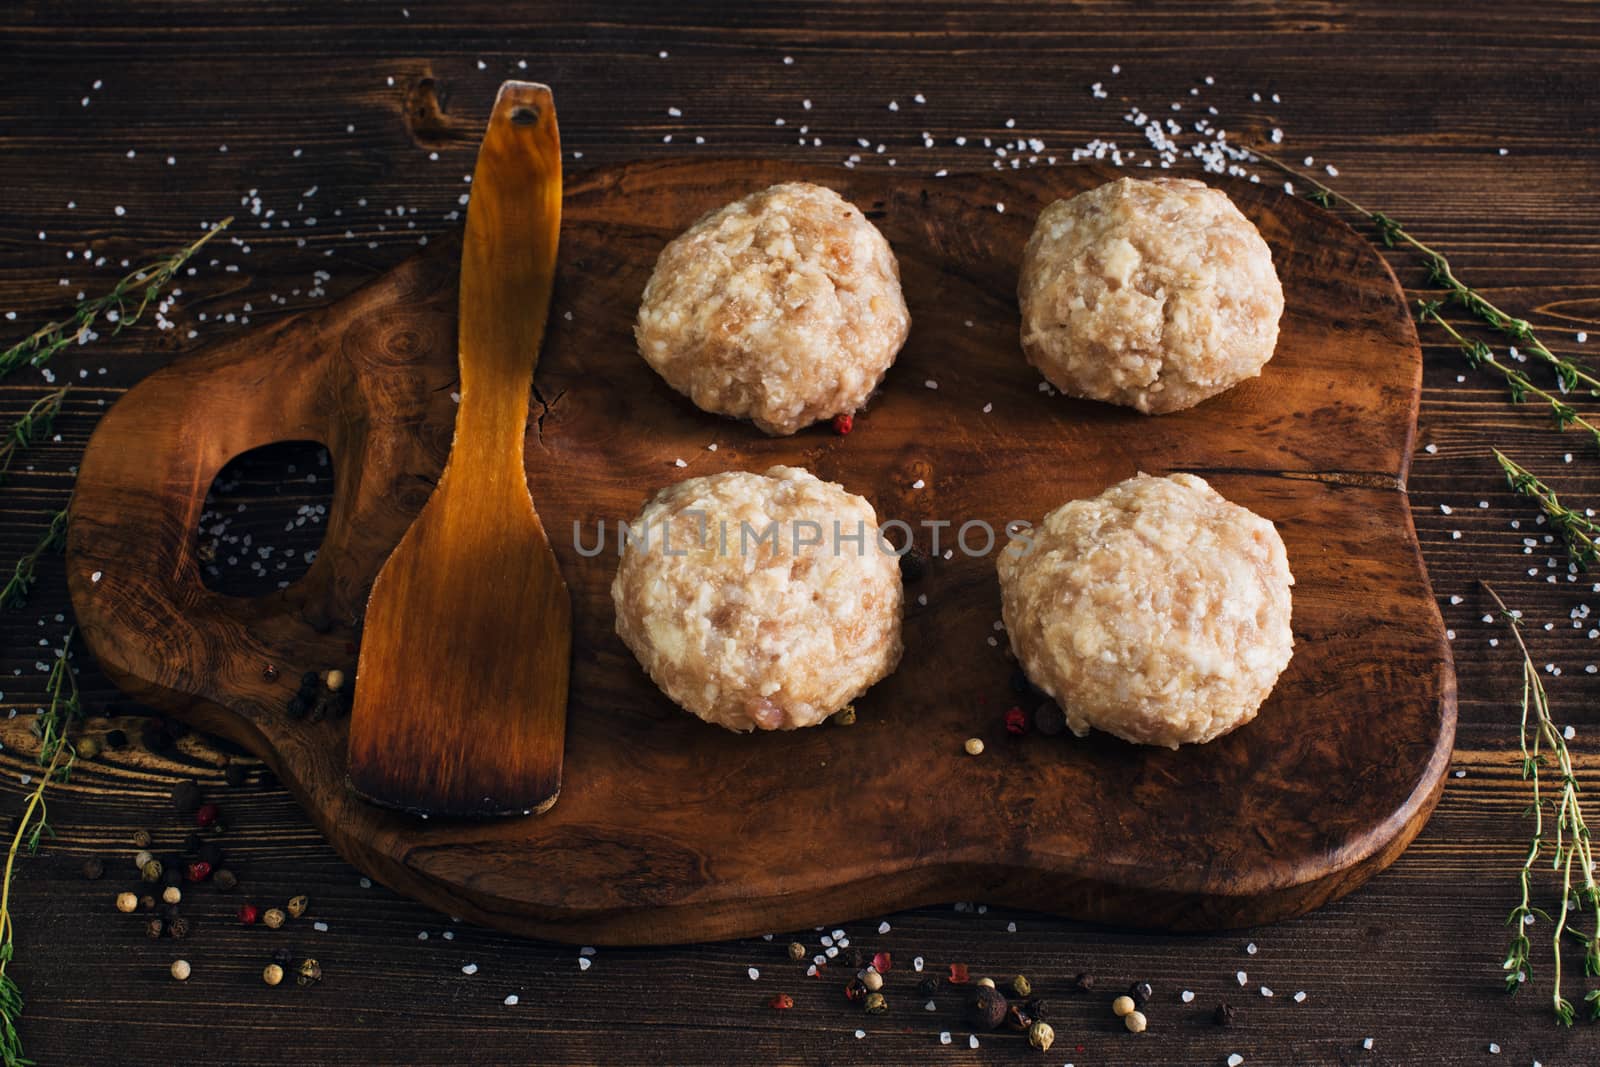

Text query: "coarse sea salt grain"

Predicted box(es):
[748, 967, 760, 980]
[854, 1029, 865, 1039]
[313, 921, 329, 932]
[578, 957, 592, 971]
[462, 963, 478, 975]
[504, 994, 518, 1006]
[912, 479, 925, 490]
[1236, 970, 1248, 986]
[878, 921, 891, 934]
[913, 956, 924, 971]
[1228, 1056, 1245, 1067]
[939, 1032, 952, 1045]
[1363, 1037, 1374, 1050]
[968, 1035, 980, 1049]
[1294, 990, 1307, 1002]
[1181, 990, 1195, 1003]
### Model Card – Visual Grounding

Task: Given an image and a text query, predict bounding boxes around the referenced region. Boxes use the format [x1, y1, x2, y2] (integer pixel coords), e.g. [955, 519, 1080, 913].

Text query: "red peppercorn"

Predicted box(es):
[948, 962, 971, 985]
[184, 860, 212, 883]
[262, 664, 279, 682]
[768, 993, 794, 1010]
[195, 803, 219, 828]
[1004, 706, 1028, 735]
[832, 413, 854, 435]
[238, 903, 260, 925]
[871, 951, 892, 974]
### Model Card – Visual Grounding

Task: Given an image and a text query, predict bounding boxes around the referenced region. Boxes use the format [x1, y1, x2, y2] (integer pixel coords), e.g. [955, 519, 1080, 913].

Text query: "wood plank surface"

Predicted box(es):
[1, 1, 1597, 1062]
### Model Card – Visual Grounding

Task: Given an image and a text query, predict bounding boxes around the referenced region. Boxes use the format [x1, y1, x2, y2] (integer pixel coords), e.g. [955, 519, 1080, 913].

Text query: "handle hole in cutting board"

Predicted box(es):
[195, 440, 333, 597]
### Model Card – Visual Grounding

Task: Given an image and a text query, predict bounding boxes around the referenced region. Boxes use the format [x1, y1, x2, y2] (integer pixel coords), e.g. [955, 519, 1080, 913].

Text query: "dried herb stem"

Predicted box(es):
[1494, 450, 1600, 569]
[1249, 150, 1600, 398]
[1483, 583, 1600, 1025]
[1419, 302, 1600, 452]
[0, 387, 69, 484]
[0, 629, 80, 1066]
[0, 506, 69, 612]
[0, 218, 232, 382]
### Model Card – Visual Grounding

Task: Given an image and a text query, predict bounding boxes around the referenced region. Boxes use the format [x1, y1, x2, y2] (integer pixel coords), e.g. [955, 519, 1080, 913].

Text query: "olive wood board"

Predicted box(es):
[67, 159, 1456, 945]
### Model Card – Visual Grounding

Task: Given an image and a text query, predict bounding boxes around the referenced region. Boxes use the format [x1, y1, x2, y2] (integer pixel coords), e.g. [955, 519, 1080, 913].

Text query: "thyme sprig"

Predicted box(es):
[0, 628, 81, 1065]
[1249, 150, 1600, 399]
[0, 507, 68, 612]
[1494, 450, 1600, 570]
[0, 387, 69, 485]
[0, 218, 232, 382]
[1483, 584, 1600, 1025]
[1418, 301, 1600, 453]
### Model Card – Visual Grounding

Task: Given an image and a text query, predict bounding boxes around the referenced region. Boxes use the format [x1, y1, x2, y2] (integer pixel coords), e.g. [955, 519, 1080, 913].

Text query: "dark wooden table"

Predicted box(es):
[1, 2, 1596, 1063]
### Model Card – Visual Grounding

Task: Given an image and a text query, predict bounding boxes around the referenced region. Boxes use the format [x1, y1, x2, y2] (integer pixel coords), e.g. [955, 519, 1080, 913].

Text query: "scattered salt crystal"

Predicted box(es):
[313, 921, 329, 931]
[1454, 769, 1466, 778]
[982, 403, 993, 413]
[913, 957, 924, 971]
[1363, 1038, 1374, 1050]
[1246, 942, 1257, 955]
[924, 999, 936, 1011]
[504, 994, 518, 1006]
[1228, 1056, 1244, 1067]
[1564, 725, 1576, 740]
[360, 877, 372, 888]
[1424, 443, 1437, 454]
[854, 1029, 865, 1039]
[113, 206, 126, 217]
[1294, 990, 1307, 1002]
[748, 967, 760, 980]
[888, 101, 898, 111]
[1006, 921, 1017, 932]
[939, 1032, 952, 1045]
[462, 963, 478, 975]
[912, 479, 925, 490]
[1488, 1043, 1499, 1055]
[878, 921, 891, 934]
[1181, 990, 1195, 1003]
[1236, 970, 1248, 986]
[924, 379, 938, 389]
[1260, 986, 1273, 997]
[673, 458, 686, 468]
[580, 946, 596, 956]
[995, 202, 1005, 213]
[968, 1035, 979, 1048]
[91, 571, 102, 583]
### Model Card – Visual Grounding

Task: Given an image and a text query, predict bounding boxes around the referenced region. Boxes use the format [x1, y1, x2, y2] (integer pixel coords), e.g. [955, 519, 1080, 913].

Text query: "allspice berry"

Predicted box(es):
[1010, 974, 1033, 998]
[139, 894, 157, 912]
[1124, 1009, 1147, 1034]
[1033, 702, 1067, 737]
[286, 894, 309, 919]
[787, 941, 807, 961]
[141, 859, 164, 884]
[81, 858, 104, 881]
[1028, 1020, 1055, 1052]
[296, 958, 322, 986]
[131, 829, 152, 848]
[862, 969, 884, 993]
[162, 886, 182, 906]
[863, 991, 887, 1015]
[262, 907, 287, 930]
[263, 963, 284, 987]
[115, 891, 138, 913]
[170, 959, 191, 982]
[965, 985, 1008, 1030]
[1073, 972, 1095, 992]
[1111, 994, 1136, 1017]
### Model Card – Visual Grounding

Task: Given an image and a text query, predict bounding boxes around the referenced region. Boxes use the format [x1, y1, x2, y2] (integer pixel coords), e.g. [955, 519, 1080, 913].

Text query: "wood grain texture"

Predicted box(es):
[2, 1, 1598, 1063]
[348, 80, 571, 817]
[64, 157, 1454, 943]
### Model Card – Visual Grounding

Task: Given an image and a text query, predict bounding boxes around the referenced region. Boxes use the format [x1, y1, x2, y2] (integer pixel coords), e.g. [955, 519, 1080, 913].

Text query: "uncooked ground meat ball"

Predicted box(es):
[1018, 177, 1284, 414]
[635, 182, 910, 435]
[612, 465, 903, 732]
[996, 472, 1294, 748]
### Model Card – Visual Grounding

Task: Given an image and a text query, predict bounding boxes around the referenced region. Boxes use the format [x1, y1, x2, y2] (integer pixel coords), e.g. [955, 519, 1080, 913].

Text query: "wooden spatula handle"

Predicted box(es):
[455, 82, 562, 486]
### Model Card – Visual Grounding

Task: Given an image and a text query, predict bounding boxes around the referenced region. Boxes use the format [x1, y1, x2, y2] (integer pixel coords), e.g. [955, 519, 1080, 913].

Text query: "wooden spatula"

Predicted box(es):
[347, 82, 571, 817]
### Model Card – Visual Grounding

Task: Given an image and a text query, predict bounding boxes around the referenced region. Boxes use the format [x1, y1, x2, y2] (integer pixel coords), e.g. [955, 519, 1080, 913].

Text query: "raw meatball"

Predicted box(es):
[1018, 177, 1284, 414]
[996, 473, 1294, 748]
[635, 182, 910, 435]
[612, 465, 903, 731]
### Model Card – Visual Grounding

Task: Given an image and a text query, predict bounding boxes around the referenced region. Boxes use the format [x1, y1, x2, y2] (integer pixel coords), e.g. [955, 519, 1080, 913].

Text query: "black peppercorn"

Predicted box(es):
[1033, 702, 1067, 736]
[285, 694, 309, 719]
[1004, 1000, 1034, 1032]
[843, 977, 868, 1004]
[170, 780, 202, 813]
[167, 916, 191, 939]
[213, 869, 239, 891]
[162, 904, 181, 923]
[162, 862, 182, 888]
[141, 723, 170, 753]
[139, 894, 157, 912]
[80, 857, 104, 880]
[224, 761, 247, 788]
[272, 947, 293, 967]
[1073, 972, 1095, 992]
[1214, 1001, 1236, 1027]
[1129, 980, 1153, 1006]
[1008, 667, 1032, 694]
[917, 976, 938, 997]
[898, 547, 931, 582]
[1028, 998, 1053, 1022]
[104, 728, 127, 749]
[964, 985, 1008, 1030]
[196, 841, 224, 867]
[145, 918, 164, 939]
[299, 671, 320, 694]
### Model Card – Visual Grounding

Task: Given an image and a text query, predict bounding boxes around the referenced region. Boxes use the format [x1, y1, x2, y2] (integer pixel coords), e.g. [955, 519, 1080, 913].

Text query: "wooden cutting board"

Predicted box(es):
[65, 160, 1456, 945]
